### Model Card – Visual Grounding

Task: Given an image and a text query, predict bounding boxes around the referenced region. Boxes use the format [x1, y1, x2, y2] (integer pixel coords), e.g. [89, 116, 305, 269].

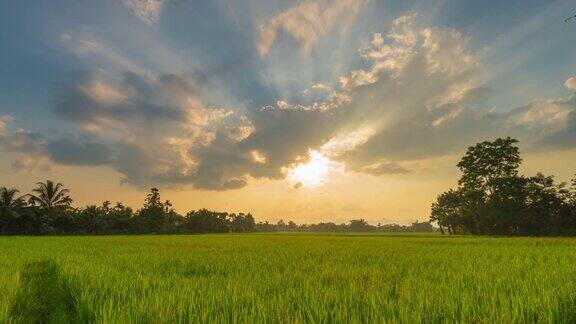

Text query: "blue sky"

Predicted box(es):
[2, 0, 574, 122]
[0, 0, 575, 221]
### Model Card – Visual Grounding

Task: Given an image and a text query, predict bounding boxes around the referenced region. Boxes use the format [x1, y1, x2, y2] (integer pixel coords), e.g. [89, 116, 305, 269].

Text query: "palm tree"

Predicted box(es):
[28, 180, 72, 209]
[0, 187, 22, 234]
[0, 187, 21, 208]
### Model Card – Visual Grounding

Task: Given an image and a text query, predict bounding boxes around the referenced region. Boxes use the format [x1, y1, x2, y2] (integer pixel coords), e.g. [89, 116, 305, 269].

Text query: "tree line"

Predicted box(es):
[0, 183, 434, 235]
[430, 137, 576, 235]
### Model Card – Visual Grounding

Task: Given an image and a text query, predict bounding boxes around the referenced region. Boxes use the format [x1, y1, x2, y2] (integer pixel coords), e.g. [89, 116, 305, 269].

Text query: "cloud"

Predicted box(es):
[122, 0, 167, 25]
[0, 115, 11, 135]
[0, 121, 46, 155]
[316, 14, 490, 169]
[60, 34, 150, 75]
[0, 116, 113, 171]
[0, 116, 53, 172]
[538, 110, 576, 150]
[257, 0, 367, 56]
[47, 138, 114, 166]
[355, 161, 411, 175]
[0, 68, 337, 190]
[11, 156, 52, 173]
[509, 95, 576, 151]
[565, 76, 576, 90]
[285, 14, 575, 173]
[51, 71, 259, 189]
[46, 70, 340, 190]
[5, 14, 576, 190]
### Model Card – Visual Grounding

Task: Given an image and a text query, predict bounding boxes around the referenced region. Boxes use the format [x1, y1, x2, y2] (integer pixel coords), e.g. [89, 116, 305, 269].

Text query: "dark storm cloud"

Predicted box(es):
[47, 138, 114, 166]
[0, 118, 116, 171]
[53, 72, 188, 127]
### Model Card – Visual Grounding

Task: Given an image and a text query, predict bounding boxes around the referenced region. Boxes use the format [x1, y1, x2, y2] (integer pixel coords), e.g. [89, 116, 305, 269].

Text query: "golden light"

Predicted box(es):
[251, 150, 267, 164]
[287, 150, 341, 188]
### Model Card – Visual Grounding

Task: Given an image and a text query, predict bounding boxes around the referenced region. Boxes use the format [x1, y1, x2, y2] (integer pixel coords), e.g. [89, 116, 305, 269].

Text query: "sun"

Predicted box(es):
[287, 150, 339, 188]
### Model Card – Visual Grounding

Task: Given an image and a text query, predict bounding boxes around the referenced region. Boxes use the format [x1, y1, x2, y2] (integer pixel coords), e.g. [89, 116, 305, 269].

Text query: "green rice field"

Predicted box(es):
[1, 233, 576, 323]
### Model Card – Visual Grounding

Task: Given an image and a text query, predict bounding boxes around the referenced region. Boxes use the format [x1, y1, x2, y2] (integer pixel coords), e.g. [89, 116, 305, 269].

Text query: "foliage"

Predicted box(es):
[133, 188, 182, 233]
[0, 184, 434, 235]
[457, 137, 522, 192]
[184, 209, 232, 233]
[296, 220, 434, 233]
[27, 180, 72, 209]
[3, 138, 573, 237]
[2, 234, 576, 322]
[0, 187, 23, 235]
[431, 138, 576, 235]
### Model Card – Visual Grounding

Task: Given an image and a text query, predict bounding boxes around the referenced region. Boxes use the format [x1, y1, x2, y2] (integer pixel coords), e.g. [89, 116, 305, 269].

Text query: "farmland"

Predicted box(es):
[1, 234, 576, 323]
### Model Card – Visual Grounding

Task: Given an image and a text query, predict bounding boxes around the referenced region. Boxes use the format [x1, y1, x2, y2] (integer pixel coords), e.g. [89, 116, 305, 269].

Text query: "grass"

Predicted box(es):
[1, 233, 576, 323]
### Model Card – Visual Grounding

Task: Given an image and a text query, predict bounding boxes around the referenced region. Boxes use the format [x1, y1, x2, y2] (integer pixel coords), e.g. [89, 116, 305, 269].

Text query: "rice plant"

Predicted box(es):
[1, 234, 576, 323]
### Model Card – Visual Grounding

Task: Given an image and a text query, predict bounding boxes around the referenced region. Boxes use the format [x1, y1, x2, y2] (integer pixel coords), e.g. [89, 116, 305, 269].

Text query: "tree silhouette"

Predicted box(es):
[430, 189, 463, 235]
[349, 219, 372, 232]
[431, 138, 576, 235]
[134, 188, 177, 233]
[0, 187, 22, 208]
[0, 187, 23, 235]
[26, 180, 72, 234]
[457, 137, 521, 193]
[27, 180, 72, 209]
[0, 156, 573, 236]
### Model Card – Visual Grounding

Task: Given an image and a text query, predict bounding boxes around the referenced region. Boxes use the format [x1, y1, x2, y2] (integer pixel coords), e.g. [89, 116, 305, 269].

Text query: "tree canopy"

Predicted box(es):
[0, 184, 432, 235]
[431, 138, 576, 235]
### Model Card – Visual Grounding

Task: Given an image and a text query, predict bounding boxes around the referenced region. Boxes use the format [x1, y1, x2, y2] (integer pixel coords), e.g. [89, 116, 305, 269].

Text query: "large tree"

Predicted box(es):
[453, 138, 523, 234]
[134, 188, 180, 233]
[457, 137, 522, 193]
[431, 138, 575, 235]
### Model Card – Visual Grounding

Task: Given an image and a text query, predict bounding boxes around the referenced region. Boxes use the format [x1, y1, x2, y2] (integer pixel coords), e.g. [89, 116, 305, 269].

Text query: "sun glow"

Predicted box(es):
[287, 150, 341, 188]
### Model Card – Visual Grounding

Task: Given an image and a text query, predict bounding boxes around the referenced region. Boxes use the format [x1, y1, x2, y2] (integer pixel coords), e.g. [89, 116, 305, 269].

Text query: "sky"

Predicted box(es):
[1, 0, 575, 224]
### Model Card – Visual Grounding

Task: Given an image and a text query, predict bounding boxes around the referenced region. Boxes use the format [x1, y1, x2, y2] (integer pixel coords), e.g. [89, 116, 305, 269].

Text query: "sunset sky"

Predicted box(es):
[1, 0, 575, 224]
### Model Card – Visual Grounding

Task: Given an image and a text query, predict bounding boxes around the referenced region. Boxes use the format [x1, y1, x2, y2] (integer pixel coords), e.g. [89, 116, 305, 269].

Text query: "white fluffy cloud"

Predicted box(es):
[565, 76, 576, 90]
[0, 115, 11, 135]
[122, 0, 167, 25]
[289, 14, 575, 172]
[257, 0, 367, 56]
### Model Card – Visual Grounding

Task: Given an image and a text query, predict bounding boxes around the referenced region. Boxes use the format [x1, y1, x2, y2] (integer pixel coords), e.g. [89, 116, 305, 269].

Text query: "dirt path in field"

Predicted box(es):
[9, 260, 79, 323]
